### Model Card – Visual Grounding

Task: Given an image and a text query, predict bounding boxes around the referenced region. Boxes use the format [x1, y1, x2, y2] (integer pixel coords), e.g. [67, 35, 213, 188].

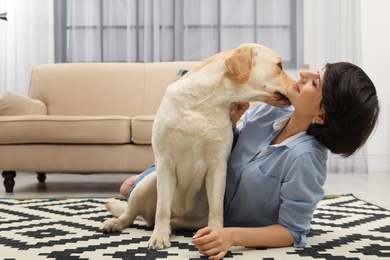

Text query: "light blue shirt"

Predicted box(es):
[224, 103, 328, 247]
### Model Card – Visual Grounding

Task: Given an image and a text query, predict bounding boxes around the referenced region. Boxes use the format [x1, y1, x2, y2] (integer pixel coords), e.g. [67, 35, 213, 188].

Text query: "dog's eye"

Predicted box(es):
[277, 63, 283, 70]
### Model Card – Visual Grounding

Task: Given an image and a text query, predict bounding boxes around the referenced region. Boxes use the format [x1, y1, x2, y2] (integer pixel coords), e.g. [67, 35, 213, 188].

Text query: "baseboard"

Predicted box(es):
[368, 154, 390, 173]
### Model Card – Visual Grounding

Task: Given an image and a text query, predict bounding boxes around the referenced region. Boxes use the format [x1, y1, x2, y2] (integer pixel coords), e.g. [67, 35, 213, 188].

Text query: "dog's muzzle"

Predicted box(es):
[275, 92, 291, 106]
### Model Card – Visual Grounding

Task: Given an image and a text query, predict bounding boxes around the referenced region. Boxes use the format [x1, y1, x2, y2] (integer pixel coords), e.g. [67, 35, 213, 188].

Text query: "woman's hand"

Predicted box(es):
[192, 226, 233, 260]
[230, 102, 250, 128]
[193, 224, 295, 259]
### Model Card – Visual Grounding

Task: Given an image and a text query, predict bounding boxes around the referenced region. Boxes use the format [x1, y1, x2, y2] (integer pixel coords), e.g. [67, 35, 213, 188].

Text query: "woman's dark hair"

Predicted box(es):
[307, 62, 379, 157]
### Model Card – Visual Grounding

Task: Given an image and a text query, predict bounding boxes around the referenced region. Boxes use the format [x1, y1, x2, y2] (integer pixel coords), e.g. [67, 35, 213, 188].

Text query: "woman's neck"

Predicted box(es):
[271, 114, 311, 145]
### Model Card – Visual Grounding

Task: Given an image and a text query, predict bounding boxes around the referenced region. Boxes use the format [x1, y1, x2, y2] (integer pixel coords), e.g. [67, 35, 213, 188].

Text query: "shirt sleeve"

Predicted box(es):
[278, 151, 327, 247]
[237, 103, 267, 132]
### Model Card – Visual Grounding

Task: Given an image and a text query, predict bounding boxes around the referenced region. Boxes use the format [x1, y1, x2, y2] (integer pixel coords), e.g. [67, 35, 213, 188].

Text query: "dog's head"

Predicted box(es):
[224, 43, 294, 107]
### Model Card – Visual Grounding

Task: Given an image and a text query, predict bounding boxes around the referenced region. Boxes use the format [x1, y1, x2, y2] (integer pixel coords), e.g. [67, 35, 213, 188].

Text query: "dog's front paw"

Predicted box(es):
[100, 218, 126, 232]
[148, 233, 171, 250]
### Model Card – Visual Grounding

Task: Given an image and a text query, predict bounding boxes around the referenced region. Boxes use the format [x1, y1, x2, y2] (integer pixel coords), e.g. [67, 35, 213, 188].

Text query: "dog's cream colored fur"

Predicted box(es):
[100, 43, 294, 250]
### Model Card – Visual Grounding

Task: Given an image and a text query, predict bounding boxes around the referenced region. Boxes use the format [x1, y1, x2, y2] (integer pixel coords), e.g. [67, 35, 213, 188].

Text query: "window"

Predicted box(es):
[54, 0, 302, 69]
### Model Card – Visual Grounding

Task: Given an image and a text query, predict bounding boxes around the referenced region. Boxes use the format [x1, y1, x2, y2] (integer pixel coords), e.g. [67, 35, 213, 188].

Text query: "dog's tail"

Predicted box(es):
[105, 201, 127, 217]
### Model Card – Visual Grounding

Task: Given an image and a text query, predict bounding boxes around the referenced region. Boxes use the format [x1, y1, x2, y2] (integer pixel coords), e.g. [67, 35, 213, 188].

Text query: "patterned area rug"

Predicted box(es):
[0, 195, 389, 260]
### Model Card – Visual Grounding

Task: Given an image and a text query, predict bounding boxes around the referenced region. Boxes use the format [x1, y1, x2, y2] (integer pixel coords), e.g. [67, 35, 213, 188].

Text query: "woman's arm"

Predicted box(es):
[192, 224, 294, 259]
[230, 102, 250, 149]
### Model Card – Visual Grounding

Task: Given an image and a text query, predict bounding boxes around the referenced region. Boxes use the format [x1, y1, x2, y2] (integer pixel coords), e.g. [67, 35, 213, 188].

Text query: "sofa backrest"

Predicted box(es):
[28, 62, 199, 117]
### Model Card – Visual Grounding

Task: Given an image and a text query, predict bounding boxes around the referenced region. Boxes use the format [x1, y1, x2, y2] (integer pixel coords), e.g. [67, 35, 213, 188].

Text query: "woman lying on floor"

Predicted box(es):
[119, 62, 379, 260]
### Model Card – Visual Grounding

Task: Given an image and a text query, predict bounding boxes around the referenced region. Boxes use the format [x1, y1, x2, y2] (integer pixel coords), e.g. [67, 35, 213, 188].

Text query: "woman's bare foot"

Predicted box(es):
[119, 175, 140, 197]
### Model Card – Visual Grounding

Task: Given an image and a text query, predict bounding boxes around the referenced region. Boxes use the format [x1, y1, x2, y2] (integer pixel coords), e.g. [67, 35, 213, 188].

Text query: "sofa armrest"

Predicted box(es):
[0, 92, 48, 116]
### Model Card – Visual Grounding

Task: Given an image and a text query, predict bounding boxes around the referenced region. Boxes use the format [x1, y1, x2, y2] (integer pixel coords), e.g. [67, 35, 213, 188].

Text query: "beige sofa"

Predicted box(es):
[0, 62, 199, 192]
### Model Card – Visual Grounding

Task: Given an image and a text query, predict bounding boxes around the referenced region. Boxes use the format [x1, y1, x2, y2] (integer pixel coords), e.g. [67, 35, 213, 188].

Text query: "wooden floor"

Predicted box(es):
[1, 171, 389, 210]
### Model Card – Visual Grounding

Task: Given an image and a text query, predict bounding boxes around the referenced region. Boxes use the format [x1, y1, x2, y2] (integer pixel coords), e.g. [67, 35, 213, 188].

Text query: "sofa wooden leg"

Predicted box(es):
[2, 171, 16, 193]
[37, 172, 46, 183]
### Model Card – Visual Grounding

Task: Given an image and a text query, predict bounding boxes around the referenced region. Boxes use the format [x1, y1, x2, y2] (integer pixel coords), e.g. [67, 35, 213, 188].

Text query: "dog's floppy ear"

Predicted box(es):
[224, 45, 256, 84]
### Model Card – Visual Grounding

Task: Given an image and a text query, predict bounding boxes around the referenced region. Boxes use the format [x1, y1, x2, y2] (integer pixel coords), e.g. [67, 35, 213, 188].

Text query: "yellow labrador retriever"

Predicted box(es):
[100, 43, 294, 250]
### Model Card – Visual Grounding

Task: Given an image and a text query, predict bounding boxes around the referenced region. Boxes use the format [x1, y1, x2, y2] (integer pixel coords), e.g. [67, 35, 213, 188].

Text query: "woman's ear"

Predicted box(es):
[315, 113, 325, 125]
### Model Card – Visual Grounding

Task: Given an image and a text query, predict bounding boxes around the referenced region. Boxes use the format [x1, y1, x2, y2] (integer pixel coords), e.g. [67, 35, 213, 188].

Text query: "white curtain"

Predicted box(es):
[0, 0, 54, 95]
[67, 0, 296, 65]
[303, 0, 368, 173]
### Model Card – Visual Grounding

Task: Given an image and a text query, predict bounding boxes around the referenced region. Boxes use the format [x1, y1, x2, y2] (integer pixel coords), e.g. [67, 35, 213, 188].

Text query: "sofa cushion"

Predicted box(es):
[131, 115, 155, 144]
[0, 92, 47, 116]
[0, 115, 131, 144]
[28, 63, 147, 117]
[27, 62, 199, 117]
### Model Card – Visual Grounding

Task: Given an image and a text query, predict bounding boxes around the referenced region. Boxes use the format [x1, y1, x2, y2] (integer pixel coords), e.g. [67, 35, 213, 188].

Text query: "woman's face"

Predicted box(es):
[286, 69, 326, 121]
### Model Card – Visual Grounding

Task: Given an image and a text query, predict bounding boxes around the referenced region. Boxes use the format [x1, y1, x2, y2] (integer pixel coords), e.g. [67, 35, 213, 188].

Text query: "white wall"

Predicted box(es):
[361, 0, 390, 172]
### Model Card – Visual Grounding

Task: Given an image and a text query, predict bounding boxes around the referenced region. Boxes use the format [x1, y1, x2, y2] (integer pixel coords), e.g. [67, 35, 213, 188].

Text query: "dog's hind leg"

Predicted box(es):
[105, 201, 127, 217]
[100, 172, 158, 232]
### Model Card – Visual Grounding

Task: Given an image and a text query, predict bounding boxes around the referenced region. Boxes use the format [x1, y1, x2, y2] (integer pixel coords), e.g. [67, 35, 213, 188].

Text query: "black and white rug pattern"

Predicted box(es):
[0, 195, 389, 260]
